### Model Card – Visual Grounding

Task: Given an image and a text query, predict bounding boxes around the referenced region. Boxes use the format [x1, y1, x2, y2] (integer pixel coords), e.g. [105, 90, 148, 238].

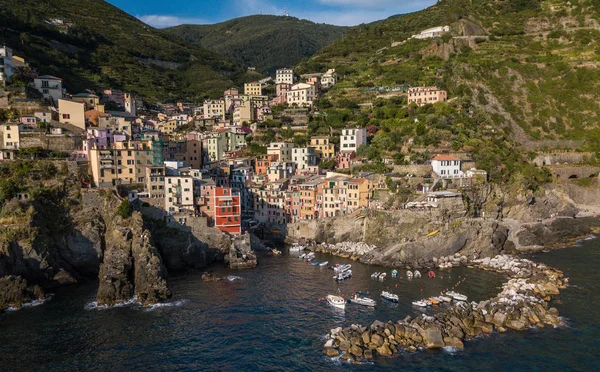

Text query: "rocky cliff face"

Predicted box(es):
[0, 275, 45, 311]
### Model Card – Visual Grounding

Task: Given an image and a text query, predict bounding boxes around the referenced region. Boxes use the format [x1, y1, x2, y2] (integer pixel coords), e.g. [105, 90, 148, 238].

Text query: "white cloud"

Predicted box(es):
[137, 15, 210, 28]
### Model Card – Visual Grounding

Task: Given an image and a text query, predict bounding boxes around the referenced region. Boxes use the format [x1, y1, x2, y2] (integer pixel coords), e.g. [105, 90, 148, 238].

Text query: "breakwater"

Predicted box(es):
[322, 254, 565, 362]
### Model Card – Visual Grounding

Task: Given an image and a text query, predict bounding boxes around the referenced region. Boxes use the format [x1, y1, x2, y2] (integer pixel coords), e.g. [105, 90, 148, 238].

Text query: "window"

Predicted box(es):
[62, 114, 70, 120]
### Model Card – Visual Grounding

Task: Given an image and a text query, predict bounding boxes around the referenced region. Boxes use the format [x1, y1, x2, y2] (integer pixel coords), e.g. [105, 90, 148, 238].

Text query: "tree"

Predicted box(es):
[116, 199, 132, 219]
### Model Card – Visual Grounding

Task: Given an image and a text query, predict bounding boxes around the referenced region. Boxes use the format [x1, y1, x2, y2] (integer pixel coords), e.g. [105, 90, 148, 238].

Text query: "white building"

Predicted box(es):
[267, 142, 294, 162]
[321, 69, 337, 89]
[165, 175, 195, 214]
[412, 26, 450, 40]
[203, 100, 225, 120]
[34, 75, 63, 104]
[124, 93, 137, 117]
[340, 127, 367, 152]
[292, 147, 317, 170]
[276, 68, 294, 85]
[431, 155, 462, 178]
[0, 46, 14, 84]
[287, 83, 316, 107]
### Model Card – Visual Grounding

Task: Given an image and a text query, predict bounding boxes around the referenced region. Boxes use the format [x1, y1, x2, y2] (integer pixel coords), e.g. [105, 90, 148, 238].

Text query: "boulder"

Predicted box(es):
[361, 331, 371, 345]
[444, 337, 464, 350]
[349, 345, 364, 358]
[323, 348, 339, 357]
[420, 326, 445, 349]
[371, 333, 384, 347]
[339, 340, 352, 351]
[505, 319, 527, 331]
[363, 349, 374, 359]
[376, 344, 393, 357]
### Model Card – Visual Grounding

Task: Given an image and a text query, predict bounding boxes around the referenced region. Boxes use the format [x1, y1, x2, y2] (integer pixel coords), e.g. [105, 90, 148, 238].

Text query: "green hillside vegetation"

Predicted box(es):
[296, 0, 600, 188]
[165, 15, 346, 73]
[0, 0, 241, 101]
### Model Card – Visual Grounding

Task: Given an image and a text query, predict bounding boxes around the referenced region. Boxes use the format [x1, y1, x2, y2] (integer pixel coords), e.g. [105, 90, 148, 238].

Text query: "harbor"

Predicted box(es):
[0, 239, 598, 370]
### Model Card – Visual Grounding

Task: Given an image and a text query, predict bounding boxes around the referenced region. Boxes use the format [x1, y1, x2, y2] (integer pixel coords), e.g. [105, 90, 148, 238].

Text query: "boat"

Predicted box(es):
[428, 297, 440, 306]
[446, 291, 468, 302]
[326, 295, 346, 310]
[378, 272, 387, 281]
[289, 243, 304, 252]
[439, 295, 452, 303]
[299, 253, 306, 259]
[371, 272, 380, 279]
[305, 252, 315, 262]
[334, 264, 351, 273]
[414, 270, 422, 278]
[391, 269, 398, 277]
[380, 291, 399, 302]
[311, 261, 320, 265]
[427, 229, 440, 237]
[271, 248, 282, 255]
[349, 294, 377, 307]
[334, 270, 352, 281]
[406, 271, 414, 279]
[319, 261, 329, 267]
[412, 300, 429, 307]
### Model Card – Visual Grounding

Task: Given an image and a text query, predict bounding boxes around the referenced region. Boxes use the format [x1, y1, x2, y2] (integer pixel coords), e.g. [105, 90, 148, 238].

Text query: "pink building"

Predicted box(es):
[407, 86, 447, 106]
[20, 116, 37, 127]
[336, 151, 356, 169]
[272, 83, 291, 105]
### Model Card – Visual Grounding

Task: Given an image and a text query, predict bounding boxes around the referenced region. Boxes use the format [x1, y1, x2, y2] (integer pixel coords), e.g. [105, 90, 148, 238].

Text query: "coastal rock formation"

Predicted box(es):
[0, 275, 45, 311]
[322, 255, 565, 362]
[227, 234, 258, 269]
[97, 213, 170, 306]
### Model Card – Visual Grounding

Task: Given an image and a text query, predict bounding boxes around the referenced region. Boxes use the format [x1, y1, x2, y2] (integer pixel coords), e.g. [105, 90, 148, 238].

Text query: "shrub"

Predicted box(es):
[116, 199, 132, 219]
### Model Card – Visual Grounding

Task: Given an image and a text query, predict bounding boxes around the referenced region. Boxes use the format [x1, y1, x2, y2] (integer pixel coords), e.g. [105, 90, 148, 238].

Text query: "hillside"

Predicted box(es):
[299, 0, 600, 145]
[0, 0, 240, 102]
[164, 15, 346, 73]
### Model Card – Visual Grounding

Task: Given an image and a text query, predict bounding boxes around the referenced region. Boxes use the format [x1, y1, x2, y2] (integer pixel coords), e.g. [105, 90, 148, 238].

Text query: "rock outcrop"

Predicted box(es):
[0, 275, 45, 311]
[97, 213, 170, 306]
[227, 234, 258, 269]
[323, 255, 566, 363]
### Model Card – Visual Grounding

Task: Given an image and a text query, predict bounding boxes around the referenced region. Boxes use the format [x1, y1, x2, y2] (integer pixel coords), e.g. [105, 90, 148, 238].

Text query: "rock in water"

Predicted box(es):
[97, 213, 170, 306]
[0, 275, 44, 311]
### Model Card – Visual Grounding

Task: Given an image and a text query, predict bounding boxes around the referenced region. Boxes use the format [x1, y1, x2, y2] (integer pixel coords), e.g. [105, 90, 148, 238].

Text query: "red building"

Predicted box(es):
[212, 187, 241, 235]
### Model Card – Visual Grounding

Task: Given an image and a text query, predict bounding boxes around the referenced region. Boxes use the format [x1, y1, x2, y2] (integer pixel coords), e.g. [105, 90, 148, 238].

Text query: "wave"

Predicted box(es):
[442, 346, 461, 354]
[226, 275, 243, 281]
[85, 297, 189, 311]
[143, 299, 189, 311]
[4, 294, 54, 312]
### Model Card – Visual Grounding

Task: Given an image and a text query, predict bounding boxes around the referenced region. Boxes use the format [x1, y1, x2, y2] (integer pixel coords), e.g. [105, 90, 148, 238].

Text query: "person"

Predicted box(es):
[428, 269, 436, 278]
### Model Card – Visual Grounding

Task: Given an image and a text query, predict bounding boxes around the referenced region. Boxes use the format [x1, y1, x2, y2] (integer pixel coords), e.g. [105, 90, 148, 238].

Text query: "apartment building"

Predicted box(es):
[297, 177, 324, 220]
[145, 166, 166, 199]
[292, 147, 317, 170]
[267, 142, 294, 162]
[233, 103, 254, 125]
[89, 140, 156, 187]
[407, 86, 448, 106]
[340, 127, 367, 152]
[213, 187, 241, 235]
[322, 176, 349, 217]
[346, 178, 373, 211]
[244, 81, 262, 96]
[310, 136, 335, 160]
[1, 123, 20, 150]
[255, 154, 279, 175]
[34, 75, 63, 104]
[432, 155, 462, 178]
[287, 83, 316, 107]
[203, 100, 226, 120]
[0, 46, 14, 84]
[321, 69, 337, 89]
[276, 68, 294, 84]
[165, 175, 195, 214]
[58, 99, 86, 129]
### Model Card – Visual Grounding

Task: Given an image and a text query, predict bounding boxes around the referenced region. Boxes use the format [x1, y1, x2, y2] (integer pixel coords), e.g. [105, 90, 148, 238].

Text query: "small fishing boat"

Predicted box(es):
[371, 272, 380, 279]
[311, 261, 320, 265]
[413, 270, 422, 278]
[319, 261, 329, 267]
[412, 300, 429, 307]
[381, 291, 399, 303]
[299, 253, 306, 259]
[305, 252, 315, 262]
[271, 248, 282, 255]
[327, 295, 346, 310]
[349, 294, 377, 307]
[406, 271, 414, 279]
[334, 270, 352, 281]
[446, 291, 468, 302]
[438, 295, 452, 303]
[378, 272, 387, 281]
[289, 243, 304, 252]
[428, 297, 440, 306]
[334, 264, 351, 273]
[391, 269, 398, 277]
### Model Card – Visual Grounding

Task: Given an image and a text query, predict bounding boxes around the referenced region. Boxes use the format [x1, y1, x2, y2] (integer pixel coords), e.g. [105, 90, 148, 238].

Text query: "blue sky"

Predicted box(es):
[106, 0, 436, 28]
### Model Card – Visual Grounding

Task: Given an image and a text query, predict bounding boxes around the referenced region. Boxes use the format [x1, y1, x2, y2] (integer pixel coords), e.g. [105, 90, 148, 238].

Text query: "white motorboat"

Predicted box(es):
[299, 253, 306, 259]
[413, 270, 422, 278]
[371, 272, 380, 279]
[305, 252, 315, 262]
[378, 272, 387, 281]
[381, 291, 399, 302]
[327, 295, 346, 310]
[391, 269, 398, 277]
[334, 270, 352, 281]
[412, 300, 429, 307]
[446, 291, 468, 302]
[319, 261, 329, 267]
[289, 243, 304, 252]
[438, 295, 452, 303]
[349, 294, 377, 307]
[334, 264, 351, 273]
[406, 270, 414, 279]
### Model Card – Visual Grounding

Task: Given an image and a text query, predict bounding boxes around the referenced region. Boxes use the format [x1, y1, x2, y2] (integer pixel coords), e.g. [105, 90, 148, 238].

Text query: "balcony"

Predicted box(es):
[100, 164, 113, 170]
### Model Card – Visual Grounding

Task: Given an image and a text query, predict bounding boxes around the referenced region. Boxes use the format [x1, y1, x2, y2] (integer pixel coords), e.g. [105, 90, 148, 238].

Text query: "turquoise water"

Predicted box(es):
[0, 239, 599, 371]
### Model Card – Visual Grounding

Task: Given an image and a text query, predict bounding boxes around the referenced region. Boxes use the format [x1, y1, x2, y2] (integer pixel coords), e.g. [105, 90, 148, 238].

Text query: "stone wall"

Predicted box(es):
[533, 152, 595, 167]
[20, 133, 82, 152]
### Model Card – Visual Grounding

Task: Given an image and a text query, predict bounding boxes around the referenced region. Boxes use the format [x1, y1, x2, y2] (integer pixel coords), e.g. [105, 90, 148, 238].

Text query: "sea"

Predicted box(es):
[0, 238, 599, 371]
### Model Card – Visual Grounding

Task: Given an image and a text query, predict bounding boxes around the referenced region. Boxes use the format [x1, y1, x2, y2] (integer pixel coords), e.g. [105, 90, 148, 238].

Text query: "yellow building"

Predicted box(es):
[310, 136, 335, 160]
[159, 119, 179, 135]
[1, 123, 20, 150]
[346, 178, 374, 211]
[58, 99, 86, 129]
[244, 81, 262, 96]
[89, 140, 155, 187]
[72, 93, 101, 110]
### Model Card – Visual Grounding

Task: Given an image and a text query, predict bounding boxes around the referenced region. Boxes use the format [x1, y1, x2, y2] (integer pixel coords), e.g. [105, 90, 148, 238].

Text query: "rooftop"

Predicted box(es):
[432, 155, 460, 161]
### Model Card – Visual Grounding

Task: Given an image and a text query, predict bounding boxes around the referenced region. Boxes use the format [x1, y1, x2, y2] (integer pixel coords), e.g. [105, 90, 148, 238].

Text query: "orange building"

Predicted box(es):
[255, 154, 279, 175]
[212, 187, 241, 235]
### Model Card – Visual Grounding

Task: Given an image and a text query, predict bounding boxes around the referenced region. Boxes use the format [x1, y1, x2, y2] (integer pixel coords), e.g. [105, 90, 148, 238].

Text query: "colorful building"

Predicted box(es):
[213, 187, 241, 235]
